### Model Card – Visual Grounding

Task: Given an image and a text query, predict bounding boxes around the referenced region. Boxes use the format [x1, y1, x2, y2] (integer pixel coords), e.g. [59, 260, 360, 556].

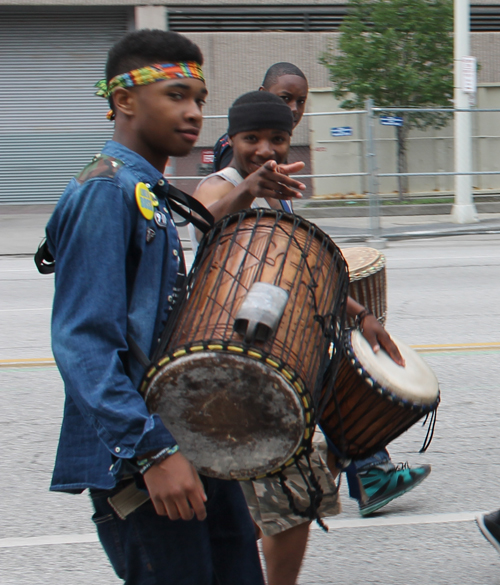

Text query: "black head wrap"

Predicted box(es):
[227, 91, 294, 137]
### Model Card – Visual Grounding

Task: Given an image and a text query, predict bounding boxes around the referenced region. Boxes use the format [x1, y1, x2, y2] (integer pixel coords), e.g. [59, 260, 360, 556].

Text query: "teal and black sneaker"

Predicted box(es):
[358, 462, 431, 516]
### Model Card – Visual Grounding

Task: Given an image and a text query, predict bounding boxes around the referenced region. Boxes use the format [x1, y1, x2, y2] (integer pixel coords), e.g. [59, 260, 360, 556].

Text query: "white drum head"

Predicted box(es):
[342, 247, 385, 281]
[350, 330, 439, 405]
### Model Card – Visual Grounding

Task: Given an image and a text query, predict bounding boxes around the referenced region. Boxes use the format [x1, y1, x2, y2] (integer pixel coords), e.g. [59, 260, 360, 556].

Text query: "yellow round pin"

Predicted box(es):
[135, 182, 155, 220]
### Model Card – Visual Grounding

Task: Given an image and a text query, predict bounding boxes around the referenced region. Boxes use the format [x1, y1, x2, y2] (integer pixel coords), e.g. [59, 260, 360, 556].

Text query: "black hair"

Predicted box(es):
[261, 62, 307, 89]
[106, 29, 203, 82]
[227, 91, 294, 137]
[105, 29, 203, 115]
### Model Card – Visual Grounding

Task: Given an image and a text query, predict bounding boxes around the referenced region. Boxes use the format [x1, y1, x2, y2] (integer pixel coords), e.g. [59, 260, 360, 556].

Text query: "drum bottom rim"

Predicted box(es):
[141, 340, 316, 480]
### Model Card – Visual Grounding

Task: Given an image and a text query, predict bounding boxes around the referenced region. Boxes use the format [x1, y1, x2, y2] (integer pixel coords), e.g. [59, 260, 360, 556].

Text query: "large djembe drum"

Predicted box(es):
[140, 209, 349, 480]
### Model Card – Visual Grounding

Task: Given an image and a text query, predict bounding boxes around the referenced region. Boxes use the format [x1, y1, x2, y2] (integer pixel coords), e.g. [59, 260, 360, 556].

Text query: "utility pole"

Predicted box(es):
[451, 0, 478, 223]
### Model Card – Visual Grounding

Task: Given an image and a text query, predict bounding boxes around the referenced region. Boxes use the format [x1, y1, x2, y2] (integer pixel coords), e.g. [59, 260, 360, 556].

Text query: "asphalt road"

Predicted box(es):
[1, 233, 500, 584]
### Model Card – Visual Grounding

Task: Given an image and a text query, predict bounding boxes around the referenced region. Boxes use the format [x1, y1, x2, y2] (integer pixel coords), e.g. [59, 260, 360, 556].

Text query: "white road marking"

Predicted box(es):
[315, 511, 479, 531]
[0, 533, 99, 548]
[0, 512, 482, 548]
[0, 307, 51, 312]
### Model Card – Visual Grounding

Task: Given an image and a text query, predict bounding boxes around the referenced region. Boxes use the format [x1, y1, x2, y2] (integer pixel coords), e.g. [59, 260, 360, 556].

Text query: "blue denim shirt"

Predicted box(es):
[47, 141, 182, 492]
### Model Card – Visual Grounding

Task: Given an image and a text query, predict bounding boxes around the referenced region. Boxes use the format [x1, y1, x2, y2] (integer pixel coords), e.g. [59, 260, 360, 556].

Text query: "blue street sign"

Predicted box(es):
[330, 126, 353, 137]
[380, 116, 404, 126]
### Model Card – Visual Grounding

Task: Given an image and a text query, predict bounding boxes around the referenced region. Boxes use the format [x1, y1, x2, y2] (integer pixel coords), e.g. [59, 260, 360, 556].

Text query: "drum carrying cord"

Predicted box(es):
[278, 449, 328, 532]
[419, 408, 438, 453]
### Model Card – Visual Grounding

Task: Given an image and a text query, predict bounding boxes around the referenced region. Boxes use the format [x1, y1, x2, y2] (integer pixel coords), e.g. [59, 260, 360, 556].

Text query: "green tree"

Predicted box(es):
[320, 0, 453, 199]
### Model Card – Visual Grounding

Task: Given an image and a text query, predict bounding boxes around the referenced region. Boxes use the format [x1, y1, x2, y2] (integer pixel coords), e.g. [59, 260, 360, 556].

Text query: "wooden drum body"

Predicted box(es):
[320, 329, 440, 459]
[342, 247, 387, 326]
[141, 209, 349, 480]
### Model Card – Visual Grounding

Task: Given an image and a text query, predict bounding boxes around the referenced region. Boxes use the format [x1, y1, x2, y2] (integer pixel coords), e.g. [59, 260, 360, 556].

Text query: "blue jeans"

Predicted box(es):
[345, 449, 394, 501]
[323, 434, 393, 502]
[90, 477, 265, 585]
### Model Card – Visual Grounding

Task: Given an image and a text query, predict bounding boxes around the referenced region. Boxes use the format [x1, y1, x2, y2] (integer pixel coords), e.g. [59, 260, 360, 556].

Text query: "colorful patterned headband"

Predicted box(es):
[95, 61, 205, 120]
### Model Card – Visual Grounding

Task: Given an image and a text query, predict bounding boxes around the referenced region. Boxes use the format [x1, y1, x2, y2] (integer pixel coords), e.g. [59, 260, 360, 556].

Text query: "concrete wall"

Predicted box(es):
[187, 32, 338, 147]
[155, 30, 500, 148]
[308, 85, 500, 197]
[2, 2, 500, 199]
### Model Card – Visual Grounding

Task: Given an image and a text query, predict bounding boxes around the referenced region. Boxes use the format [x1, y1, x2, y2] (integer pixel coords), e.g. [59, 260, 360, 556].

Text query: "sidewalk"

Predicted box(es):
[2, 204, 500, 256]
[308, 213, 500, 242]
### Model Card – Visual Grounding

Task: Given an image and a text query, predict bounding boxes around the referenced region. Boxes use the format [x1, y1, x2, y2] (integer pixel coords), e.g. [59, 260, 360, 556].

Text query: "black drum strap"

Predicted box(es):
[146, 181, 214, 365]
[278, 449, 328, 532]
[34, 239, 55, 274]
[152, 182, 214, 235]
[126, 334, 151, 371]
[150, 248, 187, 366]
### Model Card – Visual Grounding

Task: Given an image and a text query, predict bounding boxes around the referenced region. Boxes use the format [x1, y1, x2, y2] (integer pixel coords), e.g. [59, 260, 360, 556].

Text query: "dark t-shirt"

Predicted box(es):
[213, 133, 233, 172]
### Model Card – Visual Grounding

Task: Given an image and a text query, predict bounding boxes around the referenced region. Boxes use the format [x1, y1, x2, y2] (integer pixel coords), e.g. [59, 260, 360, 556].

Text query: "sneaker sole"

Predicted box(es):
[476, 514, 500, 555]
[359, 468, 431, 516]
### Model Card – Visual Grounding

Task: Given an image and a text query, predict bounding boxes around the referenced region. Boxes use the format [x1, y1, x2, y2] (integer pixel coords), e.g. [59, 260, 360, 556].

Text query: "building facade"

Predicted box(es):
[1, 1, 500, 202]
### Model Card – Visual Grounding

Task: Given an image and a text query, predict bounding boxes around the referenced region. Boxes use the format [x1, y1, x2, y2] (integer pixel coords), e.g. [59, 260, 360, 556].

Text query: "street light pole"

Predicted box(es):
[451, 0, 478, 223]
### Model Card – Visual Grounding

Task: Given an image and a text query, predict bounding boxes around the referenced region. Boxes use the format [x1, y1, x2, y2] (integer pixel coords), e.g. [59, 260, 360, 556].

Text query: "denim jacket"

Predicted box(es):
[47, 141, 182, 492]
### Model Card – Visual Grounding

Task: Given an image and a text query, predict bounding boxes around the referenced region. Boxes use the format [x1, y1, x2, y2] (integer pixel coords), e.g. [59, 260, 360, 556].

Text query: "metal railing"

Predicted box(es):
[169, 101, 500, 240]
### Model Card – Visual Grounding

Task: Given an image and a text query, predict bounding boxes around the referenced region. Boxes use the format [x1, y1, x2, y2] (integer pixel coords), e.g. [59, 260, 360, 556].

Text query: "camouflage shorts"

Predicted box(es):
[239, 433, 341, 536]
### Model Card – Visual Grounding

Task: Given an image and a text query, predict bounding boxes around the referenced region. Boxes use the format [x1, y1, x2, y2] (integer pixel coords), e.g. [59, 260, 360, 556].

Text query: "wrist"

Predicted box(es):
[355, 309, 373, 331]
[137, 444, 180, 475]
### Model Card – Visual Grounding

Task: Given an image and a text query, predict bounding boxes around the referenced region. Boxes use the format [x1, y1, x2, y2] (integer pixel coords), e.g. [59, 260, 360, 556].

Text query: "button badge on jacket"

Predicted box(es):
[154, 210, 168, 229]
[135, 182, 158, 220]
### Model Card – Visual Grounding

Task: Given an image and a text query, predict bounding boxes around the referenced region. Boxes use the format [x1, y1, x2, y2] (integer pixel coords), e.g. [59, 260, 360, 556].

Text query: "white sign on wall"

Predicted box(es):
[380, 116, 404, 127]
[462, 56, 477, 94]
[330, 126, 353, 137]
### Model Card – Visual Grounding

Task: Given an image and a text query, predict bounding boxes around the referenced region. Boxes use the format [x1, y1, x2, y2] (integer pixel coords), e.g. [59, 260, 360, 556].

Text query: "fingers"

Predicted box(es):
[150, 494, 168, 517]
[195, 467, 208, 503]
[361, 326, 380, 354]
[276, 161, 305, 174]
[165, 482, 206, 522]
[258, 161, 306, 195]
[263, 160, 278, 171]
[173, 495, 196, 521]
[254, 173, 305, 199]
[189, 489, 208, 521]
[190, 468, 208, 521]
[378, 333, 405, 367]
[256, 183, 303, 200]
[143, 452, 207, 522]
[164, 498, 183, 520]
[360, 315, 405, 367]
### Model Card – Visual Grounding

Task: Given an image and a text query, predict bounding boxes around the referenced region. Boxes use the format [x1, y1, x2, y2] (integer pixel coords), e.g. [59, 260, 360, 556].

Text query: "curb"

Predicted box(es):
[297, 202, 500, 219]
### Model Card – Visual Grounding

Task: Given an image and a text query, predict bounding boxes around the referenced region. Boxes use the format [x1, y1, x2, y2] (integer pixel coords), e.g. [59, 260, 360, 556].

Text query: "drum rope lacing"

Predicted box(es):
[188, 209, 349, 414]
[419, 409, 438, 453]
[278, 447, 329, 532]
[141, 209, 350, 519]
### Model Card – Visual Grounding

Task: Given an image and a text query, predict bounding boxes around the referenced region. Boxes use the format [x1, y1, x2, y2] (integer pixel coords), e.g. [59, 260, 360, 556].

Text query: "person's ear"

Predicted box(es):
[258, 86, 266, 92]
[113, 87, 136, 118]
[228, 136, 234, 147]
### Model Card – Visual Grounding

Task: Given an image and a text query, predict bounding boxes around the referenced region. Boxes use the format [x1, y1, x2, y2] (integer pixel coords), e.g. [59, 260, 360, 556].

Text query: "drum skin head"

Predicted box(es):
[145, 351, 306, 480]
[342, 247, 385, 281]
[350, 330, 439, 405]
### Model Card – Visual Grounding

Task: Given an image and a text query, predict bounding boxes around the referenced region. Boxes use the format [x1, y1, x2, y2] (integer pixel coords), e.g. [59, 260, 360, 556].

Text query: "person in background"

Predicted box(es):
[212, 61, 432, 519]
